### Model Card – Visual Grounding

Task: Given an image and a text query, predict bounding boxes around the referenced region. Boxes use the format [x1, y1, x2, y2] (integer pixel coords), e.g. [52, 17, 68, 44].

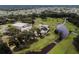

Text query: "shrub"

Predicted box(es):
[73, 35, 79, 51]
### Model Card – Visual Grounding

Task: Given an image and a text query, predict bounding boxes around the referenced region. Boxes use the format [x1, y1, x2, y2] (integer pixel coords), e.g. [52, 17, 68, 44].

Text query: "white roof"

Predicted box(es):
[13, 22, 28, 27]
[40, 30, 47, 34]
[39, 24, 49, 27]
[12, 22, 32, 31]
[39, 24, 49, 30]
[21, 26, 32, 31]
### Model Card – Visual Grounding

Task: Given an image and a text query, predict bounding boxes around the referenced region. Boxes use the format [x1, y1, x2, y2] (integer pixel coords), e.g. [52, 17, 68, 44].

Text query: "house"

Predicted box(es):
[39, 24, 49, 36]
[12, 22, 32, 31]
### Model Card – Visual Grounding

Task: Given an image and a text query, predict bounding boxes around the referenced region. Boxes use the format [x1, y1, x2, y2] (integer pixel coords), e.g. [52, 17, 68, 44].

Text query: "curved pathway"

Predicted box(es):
[26, 39, 61, 54]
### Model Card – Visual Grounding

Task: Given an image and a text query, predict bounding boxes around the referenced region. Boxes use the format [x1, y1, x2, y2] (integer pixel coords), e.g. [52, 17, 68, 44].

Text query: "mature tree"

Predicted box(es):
[21, 17, 32, 23]
[73, 35, 79, 51]
[0, 40, 12, 54]
[7, 25, 21, 36]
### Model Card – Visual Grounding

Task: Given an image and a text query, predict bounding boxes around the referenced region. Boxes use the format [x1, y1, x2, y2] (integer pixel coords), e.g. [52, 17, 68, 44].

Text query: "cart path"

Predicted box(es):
[26, 39, 61, 54]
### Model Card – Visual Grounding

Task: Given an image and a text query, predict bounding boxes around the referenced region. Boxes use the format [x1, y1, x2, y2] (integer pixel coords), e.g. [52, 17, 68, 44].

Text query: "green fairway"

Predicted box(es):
[48, 21, 79, 54]
[48, 34, 78, 54]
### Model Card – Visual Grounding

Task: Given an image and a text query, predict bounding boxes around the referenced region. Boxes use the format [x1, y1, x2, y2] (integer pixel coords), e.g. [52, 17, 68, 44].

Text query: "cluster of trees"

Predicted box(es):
[0, 16, 15, 25]
[0, 40, 12, 54]
[7, 13, 37, 23]
[6, 26, 37, 50]
[39, 11, 72, 18]
[0, 13, 37, 25]
[39, 10, 79, 27]
[73, 35, 79, 51]
[67, 16, 79, 27]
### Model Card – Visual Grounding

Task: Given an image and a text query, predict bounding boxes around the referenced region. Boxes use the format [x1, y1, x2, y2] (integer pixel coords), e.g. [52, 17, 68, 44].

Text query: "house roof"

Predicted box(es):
[12, 22, 32, 31]
[13, 22, 28, 28]
[39, 24, 49, 30]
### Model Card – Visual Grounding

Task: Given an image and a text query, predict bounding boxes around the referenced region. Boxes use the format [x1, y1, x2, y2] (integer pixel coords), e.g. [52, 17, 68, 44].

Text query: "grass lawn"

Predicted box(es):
[48, 34, 78, 54]
[48, 21, 79, 54]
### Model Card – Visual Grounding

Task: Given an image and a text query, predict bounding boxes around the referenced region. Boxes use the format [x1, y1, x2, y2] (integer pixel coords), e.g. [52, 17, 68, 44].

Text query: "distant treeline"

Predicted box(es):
[39, 11, 79, 27]
[0, 14, 35, 24]
[0, 10, 79, 27]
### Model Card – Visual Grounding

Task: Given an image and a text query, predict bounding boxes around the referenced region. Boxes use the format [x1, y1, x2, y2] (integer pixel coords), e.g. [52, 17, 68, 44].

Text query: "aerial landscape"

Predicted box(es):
[0, 5, 79, 54]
